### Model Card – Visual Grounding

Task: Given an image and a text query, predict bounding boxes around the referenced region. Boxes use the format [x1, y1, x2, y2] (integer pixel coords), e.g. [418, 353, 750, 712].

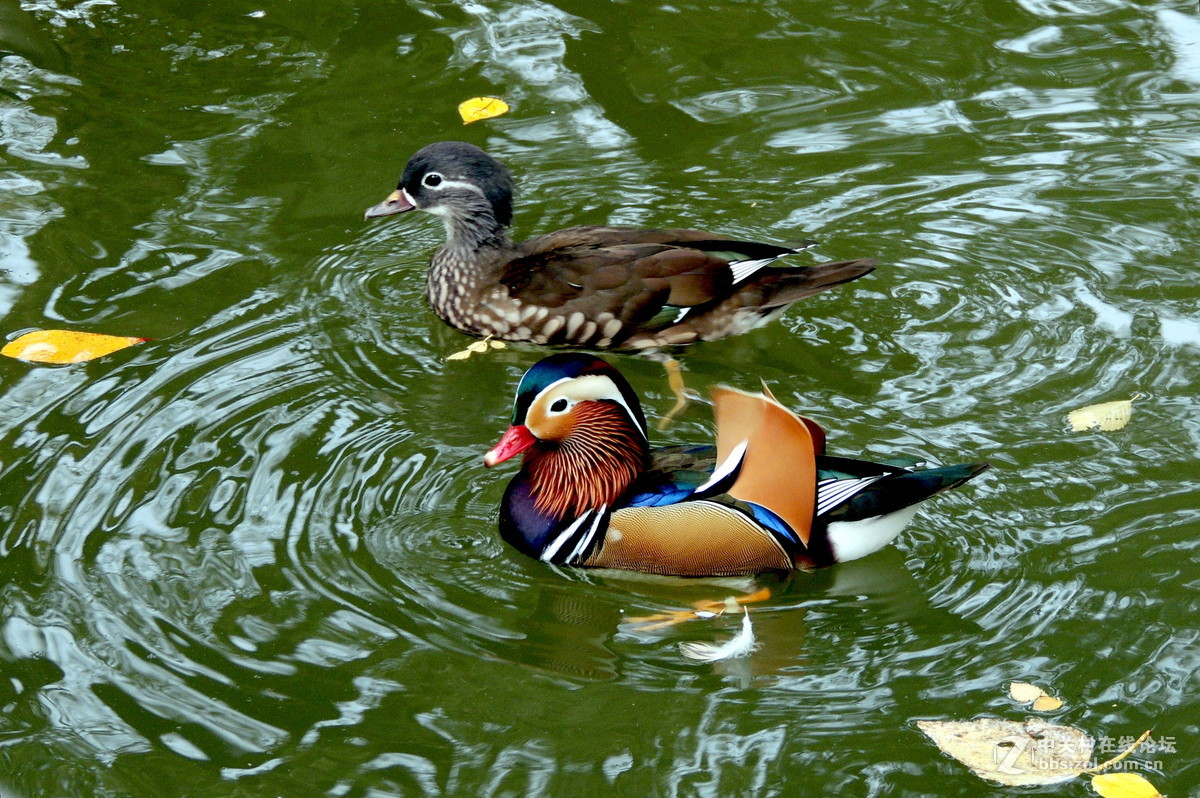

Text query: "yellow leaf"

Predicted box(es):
[1009, 682, 1045, 703]
[1032, 694, 1063, 711]
[917, 717, 1092, 786]
[1091, 772, 1162, 798]
[1008, 682, 1062, 710]
[1, 329, 147, 364]
[1068, 396, 1138, 432]
[458, 96, 510, 125]
[447, 336, 503, 361]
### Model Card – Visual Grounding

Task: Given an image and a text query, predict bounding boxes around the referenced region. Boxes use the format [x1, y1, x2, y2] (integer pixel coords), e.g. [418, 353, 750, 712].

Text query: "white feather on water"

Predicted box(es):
[679, 610, 758, 662]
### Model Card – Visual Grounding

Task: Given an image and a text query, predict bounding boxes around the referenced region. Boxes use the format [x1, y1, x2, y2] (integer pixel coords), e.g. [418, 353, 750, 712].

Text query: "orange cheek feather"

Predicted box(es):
[525, 404, 575, 441]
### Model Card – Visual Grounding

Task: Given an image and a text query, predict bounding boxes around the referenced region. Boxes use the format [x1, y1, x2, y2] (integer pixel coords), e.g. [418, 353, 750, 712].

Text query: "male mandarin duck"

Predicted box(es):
[484, 354, 990, 576]
[364, 141, 875, 351]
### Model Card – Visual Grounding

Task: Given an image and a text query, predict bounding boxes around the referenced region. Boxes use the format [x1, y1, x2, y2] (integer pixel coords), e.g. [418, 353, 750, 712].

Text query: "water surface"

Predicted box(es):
[1, 0, 1198, 795]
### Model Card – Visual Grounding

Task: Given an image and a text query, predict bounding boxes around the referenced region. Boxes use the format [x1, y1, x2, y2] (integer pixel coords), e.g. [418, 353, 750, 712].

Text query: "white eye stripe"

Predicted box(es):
[421, 176, 486, 197]
[536, 377, 578, 404]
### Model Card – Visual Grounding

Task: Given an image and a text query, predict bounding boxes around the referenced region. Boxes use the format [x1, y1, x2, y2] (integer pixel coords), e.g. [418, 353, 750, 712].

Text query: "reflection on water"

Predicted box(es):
[1, 0, 1198, 794]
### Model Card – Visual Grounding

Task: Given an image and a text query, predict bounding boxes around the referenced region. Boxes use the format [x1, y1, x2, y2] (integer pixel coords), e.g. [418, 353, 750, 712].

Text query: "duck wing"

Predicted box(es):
[497, 227, 867, 347]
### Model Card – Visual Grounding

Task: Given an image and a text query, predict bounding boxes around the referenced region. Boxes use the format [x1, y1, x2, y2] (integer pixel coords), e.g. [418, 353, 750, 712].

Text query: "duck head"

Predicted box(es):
[364, 141, 514, 232]
[486, 354, 650, 520]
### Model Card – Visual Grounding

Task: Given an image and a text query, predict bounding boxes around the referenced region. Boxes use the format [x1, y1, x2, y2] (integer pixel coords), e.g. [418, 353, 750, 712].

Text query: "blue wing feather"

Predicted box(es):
[626, 484, 699, 507]
[743, 501, 802, 545]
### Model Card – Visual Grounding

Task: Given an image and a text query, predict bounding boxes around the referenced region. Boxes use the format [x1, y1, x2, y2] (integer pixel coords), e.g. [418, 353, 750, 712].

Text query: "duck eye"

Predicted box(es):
[549, 398, 569, 413]
[423, 172, 444, 188]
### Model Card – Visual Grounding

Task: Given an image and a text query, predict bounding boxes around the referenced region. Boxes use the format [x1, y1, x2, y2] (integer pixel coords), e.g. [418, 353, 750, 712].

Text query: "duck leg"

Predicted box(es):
[626, 587, 772, 630]
[657, 356, 697, 429]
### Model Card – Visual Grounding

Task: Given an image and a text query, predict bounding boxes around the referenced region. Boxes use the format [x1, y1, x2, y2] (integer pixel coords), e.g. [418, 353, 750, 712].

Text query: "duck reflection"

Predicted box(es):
[494, 546, 978, 682]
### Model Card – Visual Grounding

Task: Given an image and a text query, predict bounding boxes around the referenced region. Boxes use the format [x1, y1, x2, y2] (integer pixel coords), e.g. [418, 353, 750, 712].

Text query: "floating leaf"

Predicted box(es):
[679, 609, 757, 662]
[1091, 772, 1162, 798]
[1, 329, 147, 364]
[1009, 682, 1063, 711]
[1068, 395, 1140, 432]
[917, 717, 1092, 786]
[446, 335, 502, 361]
[1009, 682, 1045, 703]
[458, 96, 509, 125]
[1033, 694, 1064, 711]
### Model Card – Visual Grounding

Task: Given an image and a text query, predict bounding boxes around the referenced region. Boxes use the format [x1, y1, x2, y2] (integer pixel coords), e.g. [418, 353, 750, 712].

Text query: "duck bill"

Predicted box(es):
[484, 425, 537, 467]
[364, 188, 416, 219]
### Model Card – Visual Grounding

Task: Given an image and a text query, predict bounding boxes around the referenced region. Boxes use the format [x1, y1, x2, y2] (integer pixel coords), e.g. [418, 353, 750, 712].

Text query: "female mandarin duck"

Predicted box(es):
[364, 141, 875, 351]
[484, 354, 989, 576]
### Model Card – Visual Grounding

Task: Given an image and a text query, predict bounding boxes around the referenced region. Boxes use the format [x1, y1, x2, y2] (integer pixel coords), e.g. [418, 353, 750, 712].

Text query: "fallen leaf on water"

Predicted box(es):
[917, 717, 1092, 786]
[458, 96, 509, 125]
[1091, 772, 1162, 798]
[1, 329, 148, 364]
[1068, 395, 1141, 432]
[446, 335, 502, 361]
[679, 609, 757, 662]
[1009, 682, 1064, 711]
[1009, 682, 1045, 703]
[1033, 694, 1064, 711]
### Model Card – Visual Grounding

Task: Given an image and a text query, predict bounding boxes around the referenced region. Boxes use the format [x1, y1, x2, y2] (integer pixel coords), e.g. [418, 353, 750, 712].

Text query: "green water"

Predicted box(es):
[1, 0, 1198, 795]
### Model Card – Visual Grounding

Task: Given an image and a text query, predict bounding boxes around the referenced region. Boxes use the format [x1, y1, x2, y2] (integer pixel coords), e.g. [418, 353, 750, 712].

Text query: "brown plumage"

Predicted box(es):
[583, 503, 793, 576]
[365, 142, 875, 351]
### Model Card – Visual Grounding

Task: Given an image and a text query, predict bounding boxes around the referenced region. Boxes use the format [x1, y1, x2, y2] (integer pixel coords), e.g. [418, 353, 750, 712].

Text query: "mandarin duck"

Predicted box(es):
[364, 141, 875, 352]
[484, 354, 990, 576]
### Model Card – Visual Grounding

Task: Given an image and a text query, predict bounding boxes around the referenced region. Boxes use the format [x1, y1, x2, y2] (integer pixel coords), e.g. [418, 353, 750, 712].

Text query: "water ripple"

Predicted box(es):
[1, 0, 1199, 793]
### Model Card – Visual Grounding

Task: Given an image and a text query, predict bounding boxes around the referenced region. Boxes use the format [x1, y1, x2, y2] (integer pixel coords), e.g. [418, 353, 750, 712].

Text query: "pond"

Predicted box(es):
[0, 0, 1197, 795]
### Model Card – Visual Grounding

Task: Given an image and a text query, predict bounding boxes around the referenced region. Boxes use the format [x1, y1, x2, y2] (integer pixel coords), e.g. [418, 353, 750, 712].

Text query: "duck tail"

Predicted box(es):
[834, 462, 991, 522]
[759, 258, 876, 307]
